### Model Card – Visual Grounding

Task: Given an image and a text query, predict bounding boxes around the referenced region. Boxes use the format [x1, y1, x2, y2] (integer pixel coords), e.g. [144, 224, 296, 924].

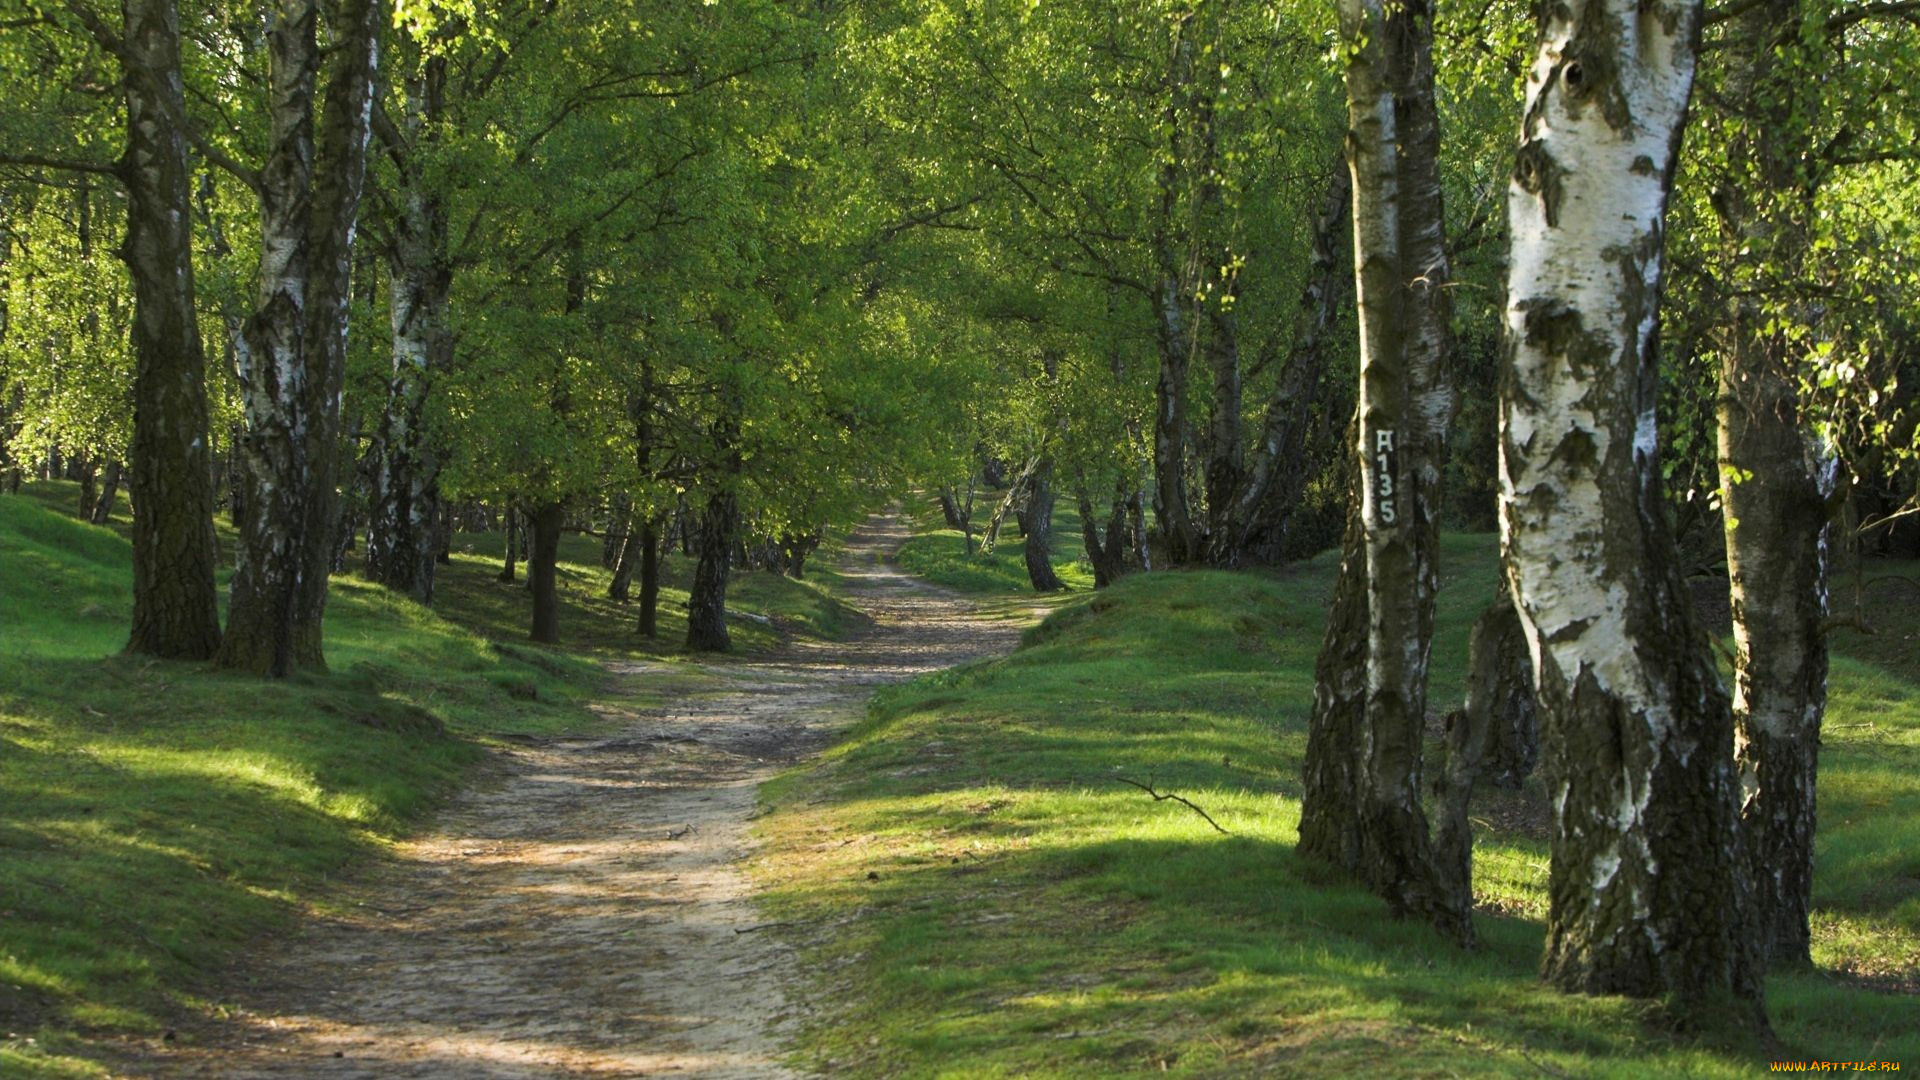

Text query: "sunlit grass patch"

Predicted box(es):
[894, 497, 1096, 595]
[756, 524, 1920, 1076]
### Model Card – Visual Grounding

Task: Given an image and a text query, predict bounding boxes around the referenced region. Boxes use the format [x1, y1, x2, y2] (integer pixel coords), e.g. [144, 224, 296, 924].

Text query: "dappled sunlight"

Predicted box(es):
[136, 515, 1025, 1077]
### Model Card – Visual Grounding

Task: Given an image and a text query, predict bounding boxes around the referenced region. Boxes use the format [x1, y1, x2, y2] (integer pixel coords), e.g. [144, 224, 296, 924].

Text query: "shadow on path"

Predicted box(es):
[129, 514, 1025, 1079]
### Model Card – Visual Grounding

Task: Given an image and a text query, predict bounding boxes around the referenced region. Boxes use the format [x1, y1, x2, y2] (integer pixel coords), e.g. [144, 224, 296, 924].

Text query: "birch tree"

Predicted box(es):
[1296, 0, 1471, 943]
[219, 0, 384, 675]
[1499, 0, 1760, 1003]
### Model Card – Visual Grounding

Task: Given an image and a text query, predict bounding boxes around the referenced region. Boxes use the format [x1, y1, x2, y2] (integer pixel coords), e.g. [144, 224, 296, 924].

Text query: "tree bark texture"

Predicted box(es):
[1501, 0, 1760, 1004]
[119, 0, 223, 660]
[90, 460, 123, 526]
[1297, 0, 1468, 944]
[686, 490, 738, 652]
[221, 0, 382, 675]
[1023, 459, 1065, 592]
[638, 518, 661, 638]
[1712, 0, 1835, 972]
[365, 55, 450, 605]
[498, 506, 519, 582]
[686, 402, 742, 653]
[528, 500, 561, 644]
[1230, 165, 1351, 565]
[1075, 475, 1133, 590]
[1433, 587, 1539, 901]
[609, 515, 642, 602]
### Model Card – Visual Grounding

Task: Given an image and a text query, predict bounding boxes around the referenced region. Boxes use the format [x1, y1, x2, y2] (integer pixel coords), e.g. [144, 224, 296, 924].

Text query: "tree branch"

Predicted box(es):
[0, 151, 123, 180]
[1111, 775, 1230, 834]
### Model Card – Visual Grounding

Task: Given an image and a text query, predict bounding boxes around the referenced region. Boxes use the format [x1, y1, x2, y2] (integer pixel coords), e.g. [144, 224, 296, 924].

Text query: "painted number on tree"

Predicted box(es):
[1375, 429, 1398, 526]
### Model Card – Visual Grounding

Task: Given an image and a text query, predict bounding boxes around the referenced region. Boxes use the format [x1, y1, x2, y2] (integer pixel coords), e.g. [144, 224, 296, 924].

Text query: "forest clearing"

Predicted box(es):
[3, 0, 1919, 1075]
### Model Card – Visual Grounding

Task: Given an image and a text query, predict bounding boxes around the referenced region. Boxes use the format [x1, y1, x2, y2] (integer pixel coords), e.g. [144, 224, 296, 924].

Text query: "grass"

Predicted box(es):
[895, 496, 1097, 595]
[0, 482, 862, 1077]
[753, 528, 1920, 1076]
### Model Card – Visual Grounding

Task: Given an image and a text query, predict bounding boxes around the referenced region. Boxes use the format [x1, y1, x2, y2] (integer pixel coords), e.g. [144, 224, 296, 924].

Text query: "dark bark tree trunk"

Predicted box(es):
[1502, 0, 1762, 1007]
[638, 518, 662, 638]
[1230, 164, 1351, 565]
[365, 55, 450, 606]
[1023, 459, 1065, 592]
[78, 457, 99, 521]
[938, 489, 965, 529]
[498, 505, 520, 582]
[118, 0, 222, 660]
[1074, 475, 1132, 590]
[1461, 592, 1539, 791]
[1297, 0, 1469, 944]
[1433, 586, 1539, 901]
[1711, 0, 1835, 972]
[527, 500, 562, 644]
[90, 460, 123, 526]
[686, 396, 742, 653]
[221, 0, 383, 675]
[782, 533, 819, 580]
[686, 490, 738, 652]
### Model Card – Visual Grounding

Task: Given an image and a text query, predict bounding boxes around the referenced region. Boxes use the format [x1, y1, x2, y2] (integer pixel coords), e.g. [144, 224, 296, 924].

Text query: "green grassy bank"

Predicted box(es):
[755, 528, 1919, 1076]
[0, 483, 860, 1077]
[895, 500, 1097, 594]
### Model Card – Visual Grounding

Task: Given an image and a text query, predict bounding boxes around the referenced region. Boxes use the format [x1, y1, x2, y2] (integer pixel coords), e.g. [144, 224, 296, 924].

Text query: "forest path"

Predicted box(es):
[135, 515, 1026, 1079]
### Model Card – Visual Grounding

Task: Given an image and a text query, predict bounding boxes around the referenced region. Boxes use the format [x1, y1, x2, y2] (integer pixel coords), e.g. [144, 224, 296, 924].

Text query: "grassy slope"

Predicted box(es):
[756, 529, 1919, 1077]
[0, 483, 862, 1077]
[895, 499, 1096, 595]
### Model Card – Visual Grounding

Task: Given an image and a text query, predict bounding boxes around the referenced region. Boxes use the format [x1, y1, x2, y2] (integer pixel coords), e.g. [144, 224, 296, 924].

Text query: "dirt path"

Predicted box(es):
[133, 516, 1023, 1078]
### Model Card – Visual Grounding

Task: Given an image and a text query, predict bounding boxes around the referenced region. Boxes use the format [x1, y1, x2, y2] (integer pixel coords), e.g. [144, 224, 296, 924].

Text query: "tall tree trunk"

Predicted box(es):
[602, 493, 631, 570]
[1501, 0, 1761, 1006]
[981, 455, 1039, 555]
[1231, 164, 1351, 564]
[687, 400, 741, 653]
[1023, 459, 1065, 592]
[1297, 0, 1468, 944]
[365, 55, 449, 605]
[498, 505, 520, 582]
[782, 533, 818, 580]
[1150, 23, 1203, 567]
[1433, 586, 1539, 900]
[119, 0, 222, 660]
[638, 518, 662, 638]
[528, 500, 561, 644]
[77, 456, 99, 521]
[90, 460, 123, 526]
[1074, 475, 1129, 590]
[1712, 0, 1835, 972]
[608, 515, 643, 602]
[221, 0, 383, 675]
[938, 488, 965, 529]
[686, 490, 738, 652]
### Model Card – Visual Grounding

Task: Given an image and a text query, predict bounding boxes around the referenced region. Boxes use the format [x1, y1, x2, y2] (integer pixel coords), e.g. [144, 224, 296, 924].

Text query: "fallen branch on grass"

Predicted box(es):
[1111, 776, 1230, 835]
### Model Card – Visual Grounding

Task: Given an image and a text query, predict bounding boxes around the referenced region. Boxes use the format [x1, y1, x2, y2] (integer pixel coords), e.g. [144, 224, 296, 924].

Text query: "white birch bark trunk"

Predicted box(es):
[1297, 0, 1468, 943]
[366, 57, 450, 604]
[1499, 0, 1761, 1003]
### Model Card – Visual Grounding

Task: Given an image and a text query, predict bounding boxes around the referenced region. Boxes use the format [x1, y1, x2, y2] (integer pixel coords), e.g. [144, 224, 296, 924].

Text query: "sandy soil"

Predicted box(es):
[123, 515, 1021, 1079]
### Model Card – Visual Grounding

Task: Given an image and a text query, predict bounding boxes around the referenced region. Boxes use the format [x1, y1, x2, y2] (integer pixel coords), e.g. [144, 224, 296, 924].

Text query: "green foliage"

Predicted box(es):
[754, 534, 1920, 1076]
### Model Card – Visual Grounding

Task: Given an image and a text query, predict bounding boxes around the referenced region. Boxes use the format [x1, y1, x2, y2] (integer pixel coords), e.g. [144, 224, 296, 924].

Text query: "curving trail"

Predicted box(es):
[135, 515, 1022, 1078]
